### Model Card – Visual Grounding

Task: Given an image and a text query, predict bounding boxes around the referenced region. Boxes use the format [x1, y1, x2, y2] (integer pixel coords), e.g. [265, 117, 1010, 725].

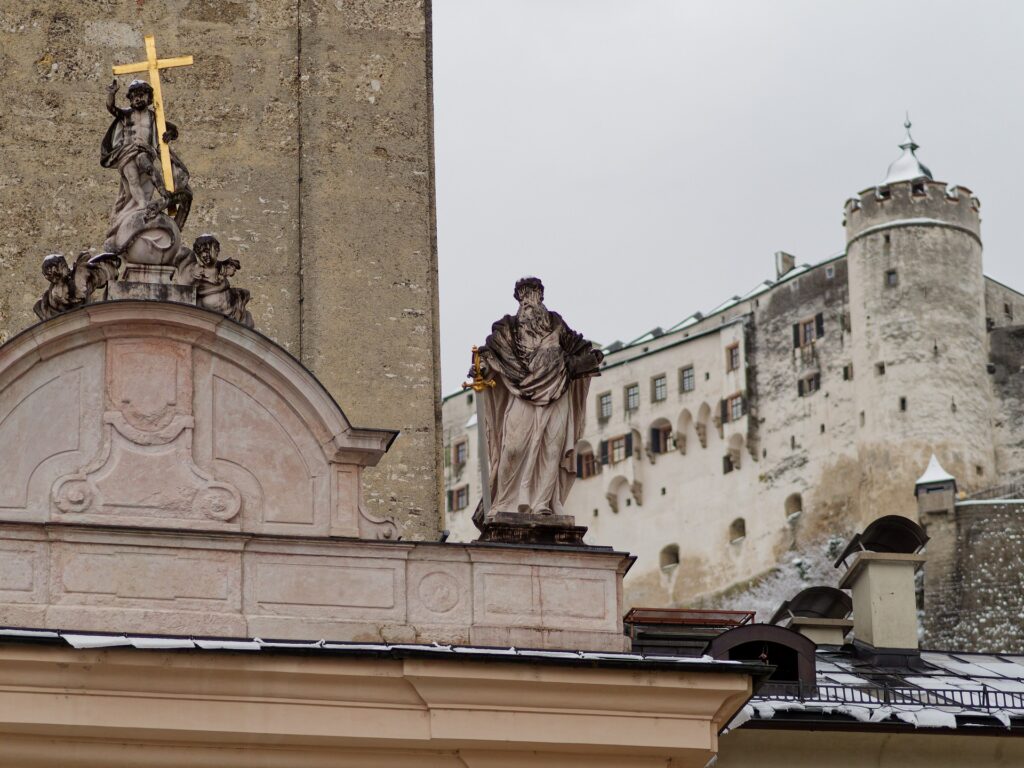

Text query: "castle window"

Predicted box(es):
[899, 396, 908, 412]
[785, 493, 803, 521]
[790, 435, 796, 449]
[452, 485, 470, 511]
[650, 420, 673, 454]
[793, 313, 824, 347]
[576, 441, 597, 479]
[825, 266, 835, 279]
[724, 393, 744, 421]
[660, 544, 680, 570]
[726, 344, 741, 372]
[729, 518, 746, 543]
[723, 454, 734, 474]
[860, 411, 866, 426]
[453, 439, 468, 467]
[652, 374, 667, 402]
[842, 363, 853, 381]
[609, 435, 629, 464]
[912, 182, 926, 196]
[467, 393, 473, 405]
[875, 362, 886, 376]
[598, 391, 612, 420]
[1005, 302, 1013, 321]
[680, 365, 695, 392]
[624, 383, 640, 412]
[797, 372, 820, 397]
[885, 269, 898, 287]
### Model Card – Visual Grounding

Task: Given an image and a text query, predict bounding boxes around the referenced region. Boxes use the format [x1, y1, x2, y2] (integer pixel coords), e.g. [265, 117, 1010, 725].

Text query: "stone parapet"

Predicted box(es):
[0, 523, 633, 652]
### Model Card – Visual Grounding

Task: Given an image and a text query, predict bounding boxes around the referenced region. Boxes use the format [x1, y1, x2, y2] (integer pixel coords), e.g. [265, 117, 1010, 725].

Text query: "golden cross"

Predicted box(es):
[112, 34, 193, 197]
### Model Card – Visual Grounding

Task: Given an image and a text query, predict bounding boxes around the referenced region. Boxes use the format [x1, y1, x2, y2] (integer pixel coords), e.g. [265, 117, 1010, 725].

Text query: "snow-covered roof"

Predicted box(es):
[732, 647, 1024, 733]
[0, 627, 755, 673]
[916, 454, 956, 486]
[883, 118, 933, 185]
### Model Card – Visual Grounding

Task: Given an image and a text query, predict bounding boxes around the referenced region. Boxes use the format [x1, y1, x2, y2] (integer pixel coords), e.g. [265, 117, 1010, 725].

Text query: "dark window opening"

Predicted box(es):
[912, 182, 926, 196]
[820, 423, 825, 433]
[661, 487, 667, 496]
[842, 363, 853, 381]
[976, 465, 984, 476]
[723, 454, 734, 474]
[726, 641, 800, 682]
[860, 411, 866, 427]
[798, 373, 821, 397]
[875, 362, 886, 376]
[899, 396, 907, 412]
[660, 544, 680, 569]
[885, 269, 898, 287]
[467, 393, 473, 405]
[729, 518, 746, 542]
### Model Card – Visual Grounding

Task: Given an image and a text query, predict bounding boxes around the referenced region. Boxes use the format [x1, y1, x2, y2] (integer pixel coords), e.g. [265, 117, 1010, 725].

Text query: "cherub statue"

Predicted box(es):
[174, 235, 254, 328]
[33, 251, 122, 321]
[101, 78, 193, 238]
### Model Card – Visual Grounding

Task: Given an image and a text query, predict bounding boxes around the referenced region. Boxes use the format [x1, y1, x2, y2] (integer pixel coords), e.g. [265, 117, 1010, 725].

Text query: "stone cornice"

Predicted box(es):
[0, 644, 753, 767]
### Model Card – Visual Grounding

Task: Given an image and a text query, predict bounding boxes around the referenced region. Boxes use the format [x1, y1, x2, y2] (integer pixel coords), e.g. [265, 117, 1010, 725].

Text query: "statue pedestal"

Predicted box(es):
[478, 511, 588, 546]
[108, 280, 196, 305]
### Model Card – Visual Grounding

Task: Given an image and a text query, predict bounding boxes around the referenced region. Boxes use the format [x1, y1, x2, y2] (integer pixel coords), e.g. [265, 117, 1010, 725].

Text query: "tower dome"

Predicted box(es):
[883, 117, 932, 184]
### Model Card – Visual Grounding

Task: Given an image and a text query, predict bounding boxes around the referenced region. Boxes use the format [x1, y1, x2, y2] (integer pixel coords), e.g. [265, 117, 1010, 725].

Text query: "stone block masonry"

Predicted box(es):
[0, 1, 442, 539]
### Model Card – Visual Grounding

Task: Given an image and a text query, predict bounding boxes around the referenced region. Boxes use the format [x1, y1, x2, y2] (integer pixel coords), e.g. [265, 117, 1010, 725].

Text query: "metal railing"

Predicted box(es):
[756, 681, 1024, 714]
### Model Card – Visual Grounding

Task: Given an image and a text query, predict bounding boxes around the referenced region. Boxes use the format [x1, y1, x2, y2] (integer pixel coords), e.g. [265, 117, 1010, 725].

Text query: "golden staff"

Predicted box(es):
[462, 346, 495, 516]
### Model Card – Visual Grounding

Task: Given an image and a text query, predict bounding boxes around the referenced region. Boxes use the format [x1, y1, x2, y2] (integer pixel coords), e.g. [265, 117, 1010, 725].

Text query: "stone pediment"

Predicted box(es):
[0, 302, 398, 540]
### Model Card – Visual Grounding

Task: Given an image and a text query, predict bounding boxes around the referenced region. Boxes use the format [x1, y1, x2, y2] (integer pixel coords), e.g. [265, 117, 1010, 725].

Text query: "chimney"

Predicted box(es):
[775, 251, 796, 279]
[834, 516, 928, 650]
[770, 586, 853, 646]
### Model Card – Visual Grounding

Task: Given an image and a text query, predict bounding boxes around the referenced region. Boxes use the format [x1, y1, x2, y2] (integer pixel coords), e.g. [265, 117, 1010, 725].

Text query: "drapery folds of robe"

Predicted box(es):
[477, 311, 602, 520]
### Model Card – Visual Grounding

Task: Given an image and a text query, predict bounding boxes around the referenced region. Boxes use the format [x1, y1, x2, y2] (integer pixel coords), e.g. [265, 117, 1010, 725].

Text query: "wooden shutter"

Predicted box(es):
[576, 454, 584, 478]
[625, 432, 633, 457]
[720, 398, 729, 424]
[446, 490, 453, 511]
[793, 323, 800, 348]
[599, 440, 609, 465]
[815, 312, 825, 338]
[650, 427, 660, 453]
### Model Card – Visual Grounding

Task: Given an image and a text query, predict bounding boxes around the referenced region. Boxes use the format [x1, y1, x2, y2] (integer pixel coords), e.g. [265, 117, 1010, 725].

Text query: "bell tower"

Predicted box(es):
[844, 120, 993, 522]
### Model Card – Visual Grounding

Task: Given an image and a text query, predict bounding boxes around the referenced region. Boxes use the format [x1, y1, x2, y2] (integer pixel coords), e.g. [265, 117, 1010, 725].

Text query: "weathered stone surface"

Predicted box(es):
[0, 2, 440, 539]
[0, 522, 631, 651]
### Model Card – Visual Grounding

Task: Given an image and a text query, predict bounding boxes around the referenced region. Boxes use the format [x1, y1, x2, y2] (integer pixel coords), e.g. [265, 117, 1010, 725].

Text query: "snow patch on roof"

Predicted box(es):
[916, 454, 955, 485]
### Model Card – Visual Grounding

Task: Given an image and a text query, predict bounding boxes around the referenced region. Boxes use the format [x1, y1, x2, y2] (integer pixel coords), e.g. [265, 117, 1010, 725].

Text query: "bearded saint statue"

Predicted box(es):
[477, 277, 603, 523]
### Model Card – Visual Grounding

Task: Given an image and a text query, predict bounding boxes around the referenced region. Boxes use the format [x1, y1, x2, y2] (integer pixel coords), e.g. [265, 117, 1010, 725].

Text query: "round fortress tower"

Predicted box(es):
[844, 121, 994, 523]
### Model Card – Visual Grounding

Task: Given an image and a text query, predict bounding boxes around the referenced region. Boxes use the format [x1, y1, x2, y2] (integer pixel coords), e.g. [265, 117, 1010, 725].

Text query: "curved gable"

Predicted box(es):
[0, 302, 398, 539]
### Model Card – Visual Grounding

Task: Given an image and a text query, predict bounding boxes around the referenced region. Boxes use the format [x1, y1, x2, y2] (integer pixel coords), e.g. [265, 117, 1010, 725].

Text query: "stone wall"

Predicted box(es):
[922, 498, 1024, 653]
[0, 1, 441, 538]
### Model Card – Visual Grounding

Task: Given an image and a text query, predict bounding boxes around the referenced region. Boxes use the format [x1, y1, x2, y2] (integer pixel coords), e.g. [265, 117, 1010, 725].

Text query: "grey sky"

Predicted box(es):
[433, 0, 1024, 393]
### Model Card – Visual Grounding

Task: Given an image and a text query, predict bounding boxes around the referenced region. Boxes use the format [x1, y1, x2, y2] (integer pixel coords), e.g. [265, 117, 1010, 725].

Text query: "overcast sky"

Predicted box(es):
[432, 0, 1024, 393]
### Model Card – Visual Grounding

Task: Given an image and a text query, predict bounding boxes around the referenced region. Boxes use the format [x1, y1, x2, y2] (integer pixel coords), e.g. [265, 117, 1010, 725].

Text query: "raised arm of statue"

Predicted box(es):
[105, 78, 121, 117]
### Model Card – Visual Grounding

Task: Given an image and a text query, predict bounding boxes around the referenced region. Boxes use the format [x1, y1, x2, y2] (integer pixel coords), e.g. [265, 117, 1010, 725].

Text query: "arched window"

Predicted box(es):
[660, 544, 680, 570]
[649, 418, 673, 455]
[730, 517, 746, 543]
[575, 440, 597, 479]
[785, 493, 803, 521]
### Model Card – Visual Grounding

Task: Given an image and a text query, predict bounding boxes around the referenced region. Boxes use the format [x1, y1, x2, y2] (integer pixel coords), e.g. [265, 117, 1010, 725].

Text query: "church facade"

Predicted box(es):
[443, 129, 1024, 617]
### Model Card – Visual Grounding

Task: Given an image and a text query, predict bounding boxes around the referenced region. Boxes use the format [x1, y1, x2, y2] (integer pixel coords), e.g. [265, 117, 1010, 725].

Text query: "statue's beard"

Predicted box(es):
[517, 302, 552, 334]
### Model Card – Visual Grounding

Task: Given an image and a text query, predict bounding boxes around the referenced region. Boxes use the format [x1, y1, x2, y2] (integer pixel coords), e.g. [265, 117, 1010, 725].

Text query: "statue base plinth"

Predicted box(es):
[108, 280, 196, 305]
[477, 511, 588, 546]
